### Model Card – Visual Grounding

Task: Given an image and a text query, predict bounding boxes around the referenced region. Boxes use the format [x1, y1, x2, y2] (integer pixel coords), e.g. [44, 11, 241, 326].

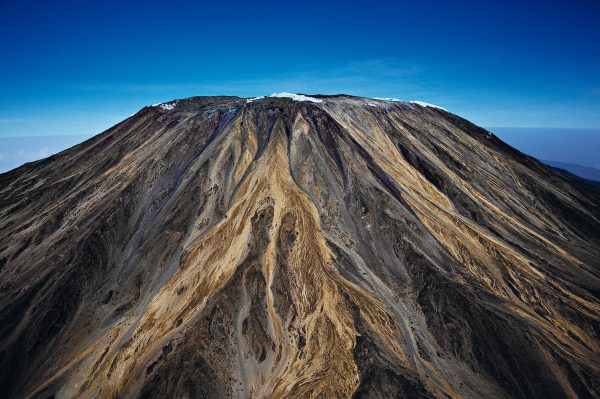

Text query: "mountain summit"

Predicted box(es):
[1, 95, 599, 398]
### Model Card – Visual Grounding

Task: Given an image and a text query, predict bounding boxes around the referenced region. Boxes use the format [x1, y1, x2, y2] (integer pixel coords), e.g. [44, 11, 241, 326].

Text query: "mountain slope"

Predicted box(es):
[0, 95, 599, 399]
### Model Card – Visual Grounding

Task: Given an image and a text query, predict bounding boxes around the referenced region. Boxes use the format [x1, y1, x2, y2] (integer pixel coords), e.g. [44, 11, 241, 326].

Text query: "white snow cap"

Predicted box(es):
[269, 92, 323, 103]
[410, 101, 446, 111]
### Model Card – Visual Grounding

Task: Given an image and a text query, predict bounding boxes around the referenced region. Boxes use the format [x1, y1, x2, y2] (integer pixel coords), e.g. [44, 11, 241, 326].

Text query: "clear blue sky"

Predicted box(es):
[1, 0, 599, 138]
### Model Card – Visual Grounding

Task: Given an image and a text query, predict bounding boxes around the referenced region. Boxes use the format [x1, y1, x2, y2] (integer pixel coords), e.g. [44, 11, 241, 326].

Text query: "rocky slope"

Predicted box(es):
[0, 94, 599, 399]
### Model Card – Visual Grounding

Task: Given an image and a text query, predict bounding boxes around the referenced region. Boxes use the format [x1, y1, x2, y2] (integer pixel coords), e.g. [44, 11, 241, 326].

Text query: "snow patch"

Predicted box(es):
[160, 102, 176, 110]
[246, 96, 265, 103]
[371, 97, 447, 111]
[410, 101, 446, 111]
[152, 101, 176, 110]
[373, 97, 403, 102]
[269, 92, 323, 103]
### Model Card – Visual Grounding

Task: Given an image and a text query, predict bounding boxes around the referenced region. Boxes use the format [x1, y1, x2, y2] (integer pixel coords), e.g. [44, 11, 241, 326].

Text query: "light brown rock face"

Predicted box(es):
[0, 95, 599, 399]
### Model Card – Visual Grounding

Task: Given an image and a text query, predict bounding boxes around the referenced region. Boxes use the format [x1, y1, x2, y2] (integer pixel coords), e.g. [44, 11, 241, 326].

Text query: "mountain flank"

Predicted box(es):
[0, 94, 599, 398]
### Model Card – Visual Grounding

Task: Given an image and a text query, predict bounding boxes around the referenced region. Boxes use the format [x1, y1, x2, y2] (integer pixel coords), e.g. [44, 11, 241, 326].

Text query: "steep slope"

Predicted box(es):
[0, 95, 599, 399]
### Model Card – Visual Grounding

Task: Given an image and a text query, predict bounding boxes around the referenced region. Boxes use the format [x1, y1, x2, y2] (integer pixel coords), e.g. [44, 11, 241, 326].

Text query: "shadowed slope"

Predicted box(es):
[0, 95, 598, 398]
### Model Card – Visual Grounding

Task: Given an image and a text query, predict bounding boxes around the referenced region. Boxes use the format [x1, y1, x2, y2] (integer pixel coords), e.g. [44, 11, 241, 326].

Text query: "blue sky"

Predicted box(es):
[1, 0, 599, 139]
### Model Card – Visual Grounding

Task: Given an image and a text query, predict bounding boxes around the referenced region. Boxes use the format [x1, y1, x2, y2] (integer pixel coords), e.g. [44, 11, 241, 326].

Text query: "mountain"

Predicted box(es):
[543, 160, 600, 182]
[0, 94, 599, 399]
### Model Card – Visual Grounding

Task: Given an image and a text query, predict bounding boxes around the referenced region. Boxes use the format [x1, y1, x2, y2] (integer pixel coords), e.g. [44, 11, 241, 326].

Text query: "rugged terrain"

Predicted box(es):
[0, 94, 599, 398]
